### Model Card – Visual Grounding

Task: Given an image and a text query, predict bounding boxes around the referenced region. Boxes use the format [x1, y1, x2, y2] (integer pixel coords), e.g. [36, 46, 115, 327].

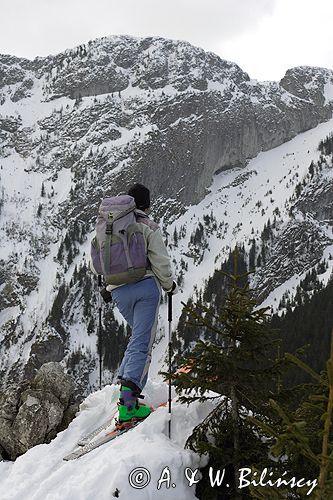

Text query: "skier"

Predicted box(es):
[91, 183, 177, 423]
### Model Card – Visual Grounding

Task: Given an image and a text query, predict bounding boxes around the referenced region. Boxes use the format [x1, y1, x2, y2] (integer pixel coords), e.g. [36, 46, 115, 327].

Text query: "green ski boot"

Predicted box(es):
[118, 385, 151, 423]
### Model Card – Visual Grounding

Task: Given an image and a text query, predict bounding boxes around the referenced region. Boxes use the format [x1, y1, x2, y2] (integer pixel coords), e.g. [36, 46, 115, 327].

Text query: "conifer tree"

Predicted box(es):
[248, 326, 333, 499]
[249, 239, 256, 270]
[173, 227, 178, 245]
[168, 248, 285, 499]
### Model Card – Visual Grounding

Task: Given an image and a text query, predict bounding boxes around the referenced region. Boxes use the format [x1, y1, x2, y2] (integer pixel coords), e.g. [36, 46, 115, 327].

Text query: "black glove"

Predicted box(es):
[100, 287, 112, 303]
[168, 281, 178, 295]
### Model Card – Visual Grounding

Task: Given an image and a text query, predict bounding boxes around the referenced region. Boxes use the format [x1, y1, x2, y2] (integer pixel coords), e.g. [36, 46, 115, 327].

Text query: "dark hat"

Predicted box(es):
[128, 183, 150, 210]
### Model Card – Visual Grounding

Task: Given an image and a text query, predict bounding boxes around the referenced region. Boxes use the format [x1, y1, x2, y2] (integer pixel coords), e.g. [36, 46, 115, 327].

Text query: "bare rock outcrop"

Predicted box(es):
[0, 362, 78, 461]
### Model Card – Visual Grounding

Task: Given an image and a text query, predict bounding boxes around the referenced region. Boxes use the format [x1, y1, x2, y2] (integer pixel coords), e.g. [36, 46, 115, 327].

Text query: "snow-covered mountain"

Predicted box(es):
[0, 34, 333, 394]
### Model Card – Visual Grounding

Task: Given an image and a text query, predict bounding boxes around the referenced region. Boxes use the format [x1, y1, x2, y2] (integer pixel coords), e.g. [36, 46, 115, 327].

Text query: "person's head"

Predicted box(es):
[128, 183, 150, 211]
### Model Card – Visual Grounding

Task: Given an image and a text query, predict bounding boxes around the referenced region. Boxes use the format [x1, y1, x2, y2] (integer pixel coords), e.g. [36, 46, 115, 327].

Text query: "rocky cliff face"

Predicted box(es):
[0, 362, 77, 460]
[1, 36, 332, 210]
[0, 35, 332, 393]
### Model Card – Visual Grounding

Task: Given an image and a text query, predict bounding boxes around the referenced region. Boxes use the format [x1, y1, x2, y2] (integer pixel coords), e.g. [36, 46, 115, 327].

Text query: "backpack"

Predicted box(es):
[90, 195, 148, 285]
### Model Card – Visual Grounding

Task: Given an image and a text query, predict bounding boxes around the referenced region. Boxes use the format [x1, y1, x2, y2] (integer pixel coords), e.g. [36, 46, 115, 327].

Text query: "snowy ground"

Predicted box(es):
[0, 382, 216, 500]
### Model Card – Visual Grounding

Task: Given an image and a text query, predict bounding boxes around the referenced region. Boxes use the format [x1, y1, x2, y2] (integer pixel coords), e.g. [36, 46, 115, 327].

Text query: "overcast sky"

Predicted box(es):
[1, 0, 332, 81]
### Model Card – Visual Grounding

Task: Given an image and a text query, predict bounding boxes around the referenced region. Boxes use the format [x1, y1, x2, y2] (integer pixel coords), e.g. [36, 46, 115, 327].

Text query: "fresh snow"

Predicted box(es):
[0, 382, 216, 500]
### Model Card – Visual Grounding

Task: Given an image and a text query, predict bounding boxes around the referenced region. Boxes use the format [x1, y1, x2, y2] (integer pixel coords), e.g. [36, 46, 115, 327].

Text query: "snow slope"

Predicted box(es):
[150, 113, 333, 379]
[0, 381, 216, 500]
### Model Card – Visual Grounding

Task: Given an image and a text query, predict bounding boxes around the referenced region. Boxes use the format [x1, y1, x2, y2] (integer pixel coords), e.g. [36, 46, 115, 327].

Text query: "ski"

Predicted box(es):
[63, 401, 168, 461]
[63, 418, 144, 461]
[77, 405, 118, 446]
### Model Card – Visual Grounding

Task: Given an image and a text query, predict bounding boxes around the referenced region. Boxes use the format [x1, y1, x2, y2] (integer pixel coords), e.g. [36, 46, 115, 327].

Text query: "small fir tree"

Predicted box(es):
[167, 249, 285, 499]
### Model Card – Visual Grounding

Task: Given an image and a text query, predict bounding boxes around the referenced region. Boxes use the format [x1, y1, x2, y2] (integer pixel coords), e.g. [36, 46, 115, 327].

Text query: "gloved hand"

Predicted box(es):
[100, 287, 112, 303]
[168, 281, 178, 295]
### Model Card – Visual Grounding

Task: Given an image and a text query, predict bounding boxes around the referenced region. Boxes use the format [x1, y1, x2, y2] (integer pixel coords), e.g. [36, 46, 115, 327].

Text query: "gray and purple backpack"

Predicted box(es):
[90, 195, 148, 285]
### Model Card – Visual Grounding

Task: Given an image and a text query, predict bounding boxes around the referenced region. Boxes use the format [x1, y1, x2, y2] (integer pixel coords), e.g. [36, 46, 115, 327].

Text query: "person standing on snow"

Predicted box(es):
[91, 183, 177, 423]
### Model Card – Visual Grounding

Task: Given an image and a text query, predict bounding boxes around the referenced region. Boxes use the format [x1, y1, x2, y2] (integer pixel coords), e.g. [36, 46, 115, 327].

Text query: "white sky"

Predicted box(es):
[0, 0, 332, 81]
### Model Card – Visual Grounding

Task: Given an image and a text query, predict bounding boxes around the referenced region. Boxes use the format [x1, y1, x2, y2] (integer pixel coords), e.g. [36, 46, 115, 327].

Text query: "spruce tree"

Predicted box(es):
[249, 239, 256, 271]
[248, 326, 333, 499]
[168, 249, 285, 499]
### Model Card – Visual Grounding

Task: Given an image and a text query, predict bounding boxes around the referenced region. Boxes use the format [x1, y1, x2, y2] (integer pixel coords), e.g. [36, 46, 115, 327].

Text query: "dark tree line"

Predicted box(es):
[174, 246, 248, 355]
[271, 275, 333, 386]
[319, 133, 333, 156]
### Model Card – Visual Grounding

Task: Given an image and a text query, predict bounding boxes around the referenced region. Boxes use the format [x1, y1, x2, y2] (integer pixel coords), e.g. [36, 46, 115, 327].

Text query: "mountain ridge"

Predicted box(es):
[0, 34, 332, 394]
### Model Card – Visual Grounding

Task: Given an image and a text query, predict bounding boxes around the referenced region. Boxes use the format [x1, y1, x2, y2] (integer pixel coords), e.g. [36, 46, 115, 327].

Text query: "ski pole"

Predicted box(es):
[168, 291, 173, 439]
[98, 274, 103, 390]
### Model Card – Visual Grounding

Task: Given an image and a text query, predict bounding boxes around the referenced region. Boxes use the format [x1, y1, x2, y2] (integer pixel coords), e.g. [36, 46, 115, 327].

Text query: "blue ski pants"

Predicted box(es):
[111, 276, 161, 391]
